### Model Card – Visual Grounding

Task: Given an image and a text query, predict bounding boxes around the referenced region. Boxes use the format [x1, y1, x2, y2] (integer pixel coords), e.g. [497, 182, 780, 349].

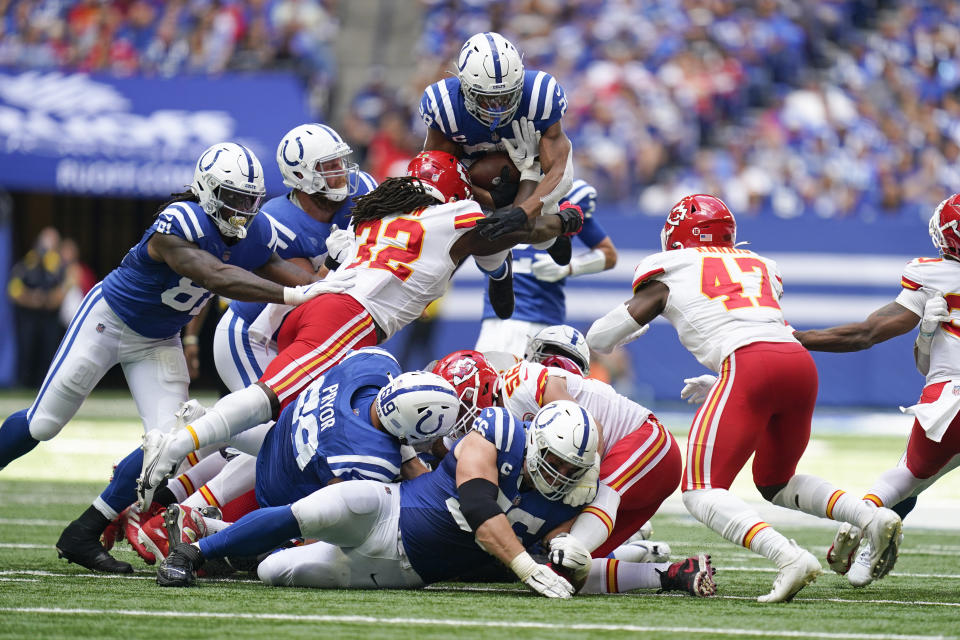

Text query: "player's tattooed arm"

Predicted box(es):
[148, 233, 290, 304]
[793, 301, 920, 352]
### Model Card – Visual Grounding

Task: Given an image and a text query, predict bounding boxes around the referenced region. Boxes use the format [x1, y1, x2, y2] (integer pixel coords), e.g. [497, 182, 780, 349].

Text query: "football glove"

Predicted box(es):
[531, 253, 570, 283]
[324, 225, 354, 268]
[680, 374, 718, 405]
[562, 457, 600, 507]
[503, 117, 541, 182]
[920, 292, 950, 336]
[476, 206, 530, 240]
[283, 271, 357, 306]
[510, 551, 574, 599]
[556, 201, 584, 237]
[548, 533, 592, 583]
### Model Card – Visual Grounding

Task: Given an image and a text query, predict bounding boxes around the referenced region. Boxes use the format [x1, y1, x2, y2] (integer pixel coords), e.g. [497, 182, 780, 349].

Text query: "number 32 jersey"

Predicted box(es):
[632, 247, 796, 372]
[325, 199, 485, 340]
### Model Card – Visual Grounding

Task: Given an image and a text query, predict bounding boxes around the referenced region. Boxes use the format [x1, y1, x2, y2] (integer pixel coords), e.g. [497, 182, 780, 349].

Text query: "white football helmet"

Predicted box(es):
[375, 371, 459, 445]
[277, 123, 359, 202]
[457, 32, 524, 130]
[525, 325, 590, 375]
[191, 142, 266, 240]
[525, 400, 599, 501]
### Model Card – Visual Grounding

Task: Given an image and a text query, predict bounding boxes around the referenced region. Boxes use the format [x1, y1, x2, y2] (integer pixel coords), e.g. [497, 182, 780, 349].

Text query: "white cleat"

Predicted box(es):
[862, 507, 902, 581]
[627, 522, 654, 542]
[758, 541, 822, 604]
[846, 543, 873, 588]
[174, 400, 207, 430]
[826, 522, 862, 575]
[612, 540, 672, 563]
[137, 430, 180, 510]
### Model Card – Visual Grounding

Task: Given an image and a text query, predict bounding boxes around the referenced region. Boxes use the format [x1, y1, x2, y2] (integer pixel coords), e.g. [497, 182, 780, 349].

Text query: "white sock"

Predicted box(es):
[169, 385, 274, 460]
[569, 484, 621, 551]
[169, 453, 229, 502]
[581, 558, 669, 594]
[771, 474, 874, 528]
[864, 467, 925, 508]
[203, 517, 231, 534]
[182, 455, 257, 511]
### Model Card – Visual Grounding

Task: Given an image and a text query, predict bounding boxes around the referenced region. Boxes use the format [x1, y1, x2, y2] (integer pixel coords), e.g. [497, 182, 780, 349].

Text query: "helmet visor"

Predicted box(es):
[531, 449, 589, 501]
[466, 83, 523, 126]
[311, 157, 359, 197]
[216, 184, 263, 216]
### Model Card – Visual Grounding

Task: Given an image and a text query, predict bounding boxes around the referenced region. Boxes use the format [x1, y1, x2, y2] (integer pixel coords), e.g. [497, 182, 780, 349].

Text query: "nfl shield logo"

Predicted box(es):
[96, 323, 105, 334]
[952, 385, 960, 396]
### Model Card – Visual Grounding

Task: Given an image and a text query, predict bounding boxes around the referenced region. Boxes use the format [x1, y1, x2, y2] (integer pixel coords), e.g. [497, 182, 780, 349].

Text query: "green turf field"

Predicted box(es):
[0, 392, 957, 640]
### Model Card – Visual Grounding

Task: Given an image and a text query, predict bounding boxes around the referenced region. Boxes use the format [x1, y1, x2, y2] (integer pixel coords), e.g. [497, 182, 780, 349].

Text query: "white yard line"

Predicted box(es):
[0, 607, 952, 640]
[722, 566, 960, 579]
[0, 518, 68, 526]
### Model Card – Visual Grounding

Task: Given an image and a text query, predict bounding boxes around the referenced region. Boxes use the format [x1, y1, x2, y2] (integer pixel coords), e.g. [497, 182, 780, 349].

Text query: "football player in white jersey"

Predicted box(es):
[138, 150, 585, 504]
[584, 194, 904, 603]
[793, 194, 960, 587]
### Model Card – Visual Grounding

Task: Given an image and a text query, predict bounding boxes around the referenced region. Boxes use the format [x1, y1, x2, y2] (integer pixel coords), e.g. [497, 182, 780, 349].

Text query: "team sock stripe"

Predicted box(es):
[742, 522, 770, 548]
[271, 316, 374, 395]
[198, 485, 220, 507]
[582, 506, 614, 536]
[186, 425, 200, 449]
[185, 452, 200, 467]
[275, 322, 376, 405]
[607, 427, 668, 491]
[177, 475, 195, 496]
[690, 359, 730, 489]
[534, 369, 548, 406]
[605, 559, 620, 593]
[863, 493, 883, 507]
[825, 490, 845, 519]
[900, 276, 922, 291]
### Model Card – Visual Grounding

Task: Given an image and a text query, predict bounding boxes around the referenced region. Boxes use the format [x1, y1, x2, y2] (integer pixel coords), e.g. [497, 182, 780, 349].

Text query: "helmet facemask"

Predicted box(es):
[306, 155, 360, 202]
[462, 79, 524, 130]
[200, 176, 264, 240]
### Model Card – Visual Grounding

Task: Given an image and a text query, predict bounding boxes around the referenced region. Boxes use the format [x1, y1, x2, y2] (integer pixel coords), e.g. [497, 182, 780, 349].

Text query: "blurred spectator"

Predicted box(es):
[367, 108, 421, 181]
[57, 238, 96, 328]
[7, 227, 66, 388]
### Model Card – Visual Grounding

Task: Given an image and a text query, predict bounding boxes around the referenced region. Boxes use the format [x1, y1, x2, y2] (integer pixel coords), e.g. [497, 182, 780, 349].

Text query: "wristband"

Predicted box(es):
[182, 336, 199, 346]
[919, 330, 935, 338]
[508, 550, 538, 581]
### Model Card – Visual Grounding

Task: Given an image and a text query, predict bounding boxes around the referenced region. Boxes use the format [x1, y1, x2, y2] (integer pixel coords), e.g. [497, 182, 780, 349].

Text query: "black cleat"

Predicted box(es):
[488, 253, 515, 320]
[546, 236, 572, 266]
[157, 543, 204, 587]
[657, 554, 717, 597]
[56, 520, 133, 574]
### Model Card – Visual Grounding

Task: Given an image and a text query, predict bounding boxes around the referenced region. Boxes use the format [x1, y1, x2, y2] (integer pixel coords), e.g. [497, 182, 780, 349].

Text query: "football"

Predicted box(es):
[467, 152, 520, 190]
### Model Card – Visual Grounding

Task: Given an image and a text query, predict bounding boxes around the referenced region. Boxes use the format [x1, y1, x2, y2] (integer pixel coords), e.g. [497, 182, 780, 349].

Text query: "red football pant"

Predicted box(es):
[589, 417, 682, 558]
[905, 381, 960, 479]
[682, 341, 818, 492]
[260, 293, 378, 411]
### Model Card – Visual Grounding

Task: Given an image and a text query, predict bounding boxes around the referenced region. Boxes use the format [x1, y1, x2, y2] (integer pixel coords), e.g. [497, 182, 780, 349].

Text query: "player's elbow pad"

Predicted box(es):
[458, 477, 503, 531]
[587, 304, 646, 354]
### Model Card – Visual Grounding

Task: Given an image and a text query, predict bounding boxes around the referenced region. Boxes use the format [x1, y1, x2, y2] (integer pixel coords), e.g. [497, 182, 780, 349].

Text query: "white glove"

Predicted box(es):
[920, 293, 950, 336]
[510, 551, 574, 599]
[325, 225, 354, 266]
[562, 457, 600, 507]
[503, 117, 541, 182]
[547, 533, 592, 583]
[283, 271, 357, 306]
[680, 374, 718, 405]
[531, 253, 570, 283]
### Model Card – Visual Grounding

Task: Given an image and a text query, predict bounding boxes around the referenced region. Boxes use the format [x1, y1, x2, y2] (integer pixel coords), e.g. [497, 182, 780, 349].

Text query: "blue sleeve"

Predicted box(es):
[153, 203, 208, 244]
[576, 215, 608, 248]
[419, 79, 462, 136]
[471, 407, 522, 457]
[528, 72, 567, 129]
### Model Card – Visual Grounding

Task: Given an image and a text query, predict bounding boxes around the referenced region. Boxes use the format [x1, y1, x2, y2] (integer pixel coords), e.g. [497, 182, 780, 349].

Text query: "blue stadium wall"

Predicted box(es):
[382, 211, 933, 408]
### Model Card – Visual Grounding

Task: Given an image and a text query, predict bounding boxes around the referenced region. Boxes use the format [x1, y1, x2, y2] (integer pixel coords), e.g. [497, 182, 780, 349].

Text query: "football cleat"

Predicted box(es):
[862, 507, 902, 580]
[164, 504, 209, 547]
[656, 554, 716, 597]
[100, 506, 131, 551]
[124, 502, 166, 565]
[56, 519, 133, 574]
[757, 541, 821, 603]
[136, 510, 171, 563]
[826, 522, 862, 575]
[846, 543, 874, 587]
[612, 540, 672, 563]
[157, 543, 204, 587]
[138, 430, 180, 510]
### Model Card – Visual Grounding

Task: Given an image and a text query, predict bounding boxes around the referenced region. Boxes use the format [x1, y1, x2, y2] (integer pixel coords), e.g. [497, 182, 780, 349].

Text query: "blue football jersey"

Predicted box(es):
[480, 179, 609, 323]
[100, 201, 276, 339]
[230, 171, 377, 325]
[507, 489, 581, 548]
[398, 406, 526, 585]
[254, 348, 403, 507]
[419, 71, 567, 160]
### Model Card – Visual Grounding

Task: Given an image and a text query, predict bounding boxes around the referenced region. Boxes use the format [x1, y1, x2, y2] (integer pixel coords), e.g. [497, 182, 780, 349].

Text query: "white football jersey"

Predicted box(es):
[498, 360, 652, 457]
[895, 256, 960, 384]
[633, 246, 796, 371]
[323, 200, 485, 339]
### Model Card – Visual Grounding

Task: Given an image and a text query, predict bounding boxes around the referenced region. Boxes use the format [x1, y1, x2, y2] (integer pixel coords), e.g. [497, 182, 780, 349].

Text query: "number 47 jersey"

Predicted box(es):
[325, 200, 486, 341]
[632, 246, 797, 372]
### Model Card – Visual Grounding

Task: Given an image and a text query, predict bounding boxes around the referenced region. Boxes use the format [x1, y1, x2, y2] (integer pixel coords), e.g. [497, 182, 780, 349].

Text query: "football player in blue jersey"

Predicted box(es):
[475, 179, 618, 355]
[156, 400, 598, 597]
[0, 142, 350, 573]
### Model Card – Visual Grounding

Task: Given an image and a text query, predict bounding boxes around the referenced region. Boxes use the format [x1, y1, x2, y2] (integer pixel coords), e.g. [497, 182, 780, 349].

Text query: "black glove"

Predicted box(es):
[476, 206, 530, 241]
[556, 201, 584, 237]
[488, 166, 520, 209]
[324, 254, 341, 271]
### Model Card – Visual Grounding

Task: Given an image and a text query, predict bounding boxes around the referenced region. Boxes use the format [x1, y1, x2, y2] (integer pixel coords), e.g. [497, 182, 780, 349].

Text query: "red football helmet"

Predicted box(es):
[406, 151, 472, 203]
[929, 194, 960, 259]
[539, 355, 584, 375]
[431, 350, 499, 438]
[661, 194, 736, 251]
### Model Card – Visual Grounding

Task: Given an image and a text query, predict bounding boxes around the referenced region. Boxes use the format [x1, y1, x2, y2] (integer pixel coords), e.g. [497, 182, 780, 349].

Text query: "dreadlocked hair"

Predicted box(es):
[155, 189, 199, 218]
[351, 177, 438, 224]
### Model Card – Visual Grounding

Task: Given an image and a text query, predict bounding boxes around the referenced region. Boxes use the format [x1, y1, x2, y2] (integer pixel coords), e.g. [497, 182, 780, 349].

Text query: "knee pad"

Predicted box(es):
[157, 348, 190, 386]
